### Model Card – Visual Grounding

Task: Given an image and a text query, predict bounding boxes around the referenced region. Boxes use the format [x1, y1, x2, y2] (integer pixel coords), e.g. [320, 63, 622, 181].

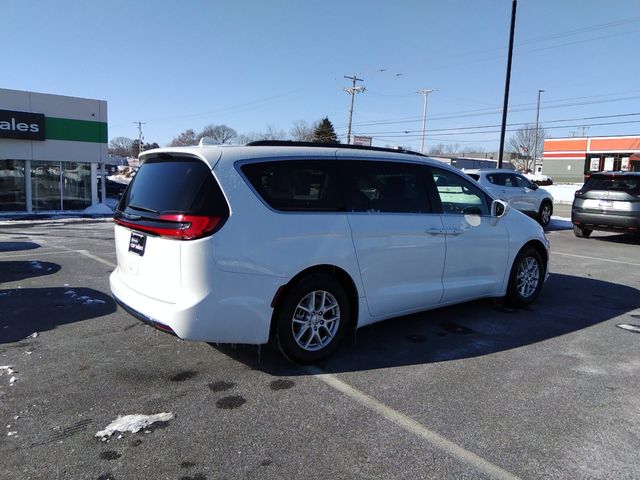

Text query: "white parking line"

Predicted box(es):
[77, 250, 116, 268]
[307, 367, 521, 480]
[0, 249, 78, 260]
[553, 251, 640, 267]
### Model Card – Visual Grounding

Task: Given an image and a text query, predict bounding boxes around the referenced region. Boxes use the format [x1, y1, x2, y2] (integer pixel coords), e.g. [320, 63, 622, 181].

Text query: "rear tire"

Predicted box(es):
[573, 225, 592, 238]
[275, 274, 350, 364]
[506, 247, 545, 308]
[538, 201, 553, 227]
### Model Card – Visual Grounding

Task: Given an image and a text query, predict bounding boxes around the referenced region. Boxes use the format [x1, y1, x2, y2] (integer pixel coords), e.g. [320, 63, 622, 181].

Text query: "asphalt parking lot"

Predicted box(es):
[1, 216, 638, 480]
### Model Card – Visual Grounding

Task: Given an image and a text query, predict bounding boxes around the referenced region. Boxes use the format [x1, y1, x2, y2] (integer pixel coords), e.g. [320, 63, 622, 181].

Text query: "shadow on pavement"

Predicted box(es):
[589, 233, 640, 245]
[0, 261, 61, 283]
[0, 287, 116, 343]
[212, 273, 640, 375]
[0, 241, 41, 252]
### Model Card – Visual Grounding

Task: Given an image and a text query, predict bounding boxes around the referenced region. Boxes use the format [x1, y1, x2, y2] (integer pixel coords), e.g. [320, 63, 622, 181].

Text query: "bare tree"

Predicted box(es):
[108, 137, 134, 157]
[289, 120, 315, 142]
[169, 129, 198, 147]
[508, 125, 546, 171]
[258, 125, 287, 141]
[199, 124, 237, 144]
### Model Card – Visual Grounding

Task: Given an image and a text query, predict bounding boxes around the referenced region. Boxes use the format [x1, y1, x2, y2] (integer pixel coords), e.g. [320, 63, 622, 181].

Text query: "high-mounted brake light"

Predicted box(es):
[114, 214, 224, 240]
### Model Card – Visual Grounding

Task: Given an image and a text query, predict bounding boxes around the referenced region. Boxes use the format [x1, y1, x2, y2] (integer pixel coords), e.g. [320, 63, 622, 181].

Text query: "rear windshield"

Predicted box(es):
[118, 156, 228, 216]
[583, 175, 640, 194]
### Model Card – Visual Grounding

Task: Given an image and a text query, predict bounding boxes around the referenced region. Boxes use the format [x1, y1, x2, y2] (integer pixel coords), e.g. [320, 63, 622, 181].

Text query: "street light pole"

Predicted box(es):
[498, 0, 518, 169]
[532, 89, 544, 171]
[418, 89, 435, 154]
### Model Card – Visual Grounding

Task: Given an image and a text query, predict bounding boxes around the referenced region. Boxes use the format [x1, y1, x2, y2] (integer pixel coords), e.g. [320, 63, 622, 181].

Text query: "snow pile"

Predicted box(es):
[0, 366, 17, 386]
[523, 172, 552, 183]
[83, 203, 115, 215]
[95, 413, 175, 439]
[544, 184, 583, 204]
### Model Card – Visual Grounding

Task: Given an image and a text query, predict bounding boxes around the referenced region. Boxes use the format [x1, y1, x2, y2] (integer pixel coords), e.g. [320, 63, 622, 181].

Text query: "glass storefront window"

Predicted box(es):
[62, 162, 91, 210]
[32, 161, 62, 211]
[0, 160, 27, 212]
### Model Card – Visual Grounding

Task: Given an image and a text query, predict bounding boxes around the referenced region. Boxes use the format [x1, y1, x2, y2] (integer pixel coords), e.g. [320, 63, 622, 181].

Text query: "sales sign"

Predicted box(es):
[0, 109, 46, 141]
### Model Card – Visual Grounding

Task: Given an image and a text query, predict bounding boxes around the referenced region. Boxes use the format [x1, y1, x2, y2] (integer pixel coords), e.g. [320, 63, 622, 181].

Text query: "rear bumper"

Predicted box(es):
[110, 268, 279, 344]
[571, 209, 640, 231]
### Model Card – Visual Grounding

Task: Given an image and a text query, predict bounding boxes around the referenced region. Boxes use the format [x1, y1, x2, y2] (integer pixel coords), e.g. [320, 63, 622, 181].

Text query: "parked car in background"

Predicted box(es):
[465, 169, 554, 227]
[571, 172, 640, 238]
[110, 142, 550, 364]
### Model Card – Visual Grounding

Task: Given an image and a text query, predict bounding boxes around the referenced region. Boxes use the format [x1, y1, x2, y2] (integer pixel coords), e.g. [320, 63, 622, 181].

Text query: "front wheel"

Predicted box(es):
[275, 275, 350, 364]
[538, 201, 553, 227]
[506, 247, 545, 307]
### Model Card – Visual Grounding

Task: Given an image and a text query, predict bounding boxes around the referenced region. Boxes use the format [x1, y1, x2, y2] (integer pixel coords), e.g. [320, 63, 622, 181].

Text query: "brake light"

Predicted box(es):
[114, 214, 225, 240]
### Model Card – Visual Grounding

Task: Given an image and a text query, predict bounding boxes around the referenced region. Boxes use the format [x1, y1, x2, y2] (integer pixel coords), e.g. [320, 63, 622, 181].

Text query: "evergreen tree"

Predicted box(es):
[312, 117, 339, 144]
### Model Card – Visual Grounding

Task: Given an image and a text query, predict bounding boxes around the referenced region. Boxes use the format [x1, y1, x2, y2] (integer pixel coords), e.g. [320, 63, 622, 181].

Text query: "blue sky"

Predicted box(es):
[2, 0, 640, 152]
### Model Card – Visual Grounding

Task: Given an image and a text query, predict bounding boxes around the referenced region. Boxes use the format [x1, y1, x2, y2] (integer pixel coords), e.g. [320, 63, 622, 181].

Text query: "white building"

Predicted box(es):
[0, 88, 111, 214]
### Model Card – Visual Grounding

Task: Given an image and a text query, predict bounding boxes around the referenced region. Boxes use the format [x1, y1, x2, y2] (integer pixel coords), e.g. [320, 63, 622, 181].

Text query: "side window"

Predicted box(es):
[241, 160, 344, 212]
[487, 173, 505, 186]
[429, 167, 490, 215]
[513, 174, 532, 188]
[344, 161, 432, 214]
[503, 174, 517, 187]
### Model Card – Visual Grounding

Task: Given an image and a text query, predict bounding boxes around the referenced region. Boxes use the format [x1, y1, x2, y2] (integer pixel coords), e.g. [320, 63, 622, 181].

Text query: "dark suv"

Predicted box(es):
[571, 172, 640, 238]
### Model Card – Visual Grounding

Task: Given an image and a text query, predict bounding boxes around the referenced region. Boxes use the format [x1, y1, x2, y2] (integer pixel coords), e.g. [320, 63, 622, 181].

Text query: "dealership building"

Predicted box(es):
[542, 135, 640, 182]
[0, 88, 109, 214]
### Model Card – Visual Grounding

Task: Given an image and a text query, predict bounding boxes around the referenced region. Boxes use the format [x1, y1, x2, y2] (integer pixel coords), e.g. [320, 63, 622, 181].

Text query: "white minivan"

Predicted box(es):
[110, 142, 549, 364]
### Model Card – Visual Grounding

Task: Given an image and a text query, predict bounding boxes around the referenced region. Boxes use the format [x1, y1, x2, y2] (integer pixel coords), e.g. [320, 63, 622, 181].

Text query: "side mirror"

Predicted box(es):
[491, 199, 508, 218]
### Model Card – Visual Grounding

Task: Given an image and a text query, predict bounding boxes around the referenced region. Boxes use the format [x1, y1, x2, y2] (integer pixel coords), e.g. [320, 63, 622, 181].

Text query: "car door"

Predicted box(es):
[343, 160, 446, 318]
[512, 173, 539, 212]
[429, 166, 510, 303]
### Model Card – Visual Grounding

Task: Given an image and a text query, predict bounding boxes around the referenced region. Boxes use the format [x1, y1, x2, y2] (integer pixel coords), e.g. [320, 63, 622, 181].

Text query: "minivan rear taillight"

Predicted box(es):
[114, 214, 225, 240]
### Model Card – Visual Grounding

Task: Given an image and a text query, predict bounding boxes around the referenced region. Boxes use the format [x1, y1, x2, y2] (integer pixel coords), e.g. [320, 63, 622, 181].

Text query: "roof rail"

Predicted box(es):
[245, 140, 427, 157]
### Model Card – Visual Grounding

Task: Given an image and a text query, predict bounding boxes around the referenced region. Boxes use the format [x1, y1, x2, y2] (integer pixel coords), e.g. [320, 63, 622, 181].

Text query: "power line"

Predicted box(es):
[365, 119, 640, 139]
[340, 94, 640, 129]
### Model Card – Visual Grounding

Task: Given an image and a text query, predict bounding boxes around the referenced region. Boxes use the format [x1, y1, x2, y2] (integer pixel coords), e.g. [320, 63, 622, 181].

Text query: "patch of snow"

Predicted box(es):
[0, 366, 17, 385]
[95, 412, 175, 439]
[83, 203, 114, 215]
[7, 431, 17, 437]
[24, 351, 32, 356]
[29, 332, 38, 338]
[523, 172, 552, 182]
[544, 183, 583, 204]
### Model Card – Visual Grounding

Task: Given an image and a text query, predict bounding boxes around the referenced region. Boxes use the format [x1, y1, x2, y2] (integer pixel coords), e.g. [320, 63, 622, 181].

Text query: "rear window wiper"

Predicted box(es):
[128, 204, 159, 214]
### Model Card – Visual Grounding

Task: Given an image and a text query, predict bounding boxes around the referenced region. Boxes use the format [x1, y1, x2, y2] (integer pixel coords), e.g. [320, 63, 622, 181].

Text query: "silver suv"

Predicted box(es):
[466, 169, 554, 227]
[572, 172, 640, 238]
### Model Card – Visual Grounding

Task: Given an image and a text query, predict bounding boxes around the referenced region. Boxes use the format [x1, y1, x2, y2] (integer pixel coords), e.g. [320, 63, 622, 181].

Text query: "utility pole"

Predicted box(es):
[133, 121, 146, 164]
[344, 74, 365, 144]
[417, 89, 435, 154]
[532, 89, 544, 171]
[498, 0, 517, 169]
